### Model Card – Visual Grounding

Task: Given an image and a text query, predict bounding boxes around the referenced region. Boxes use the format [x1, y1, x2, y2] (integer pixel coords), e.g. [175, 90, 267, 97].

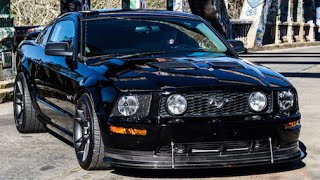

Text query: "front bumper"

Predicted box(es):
[104, 140, 304, 169]
[103, 113, 303, 169]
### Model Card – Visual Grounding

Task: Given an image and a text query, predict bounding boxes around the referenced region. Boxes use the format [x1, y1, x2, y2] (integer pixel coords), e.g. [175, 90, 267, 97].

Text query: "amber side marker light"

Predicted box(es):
[110, 126, 147, 136]
[284, 120, 300, 129]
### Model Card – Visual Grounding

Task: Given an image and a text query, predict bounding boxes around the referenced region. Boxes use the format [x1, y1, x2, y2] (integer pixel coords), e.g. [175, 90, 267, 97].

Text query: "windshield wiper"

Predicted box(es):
[83, 53, 121, 61]
[116, 51, 170, 59]
[88, 51, 170, 66]
[116, 49, 217, 58]
[88, 50, 217, 66]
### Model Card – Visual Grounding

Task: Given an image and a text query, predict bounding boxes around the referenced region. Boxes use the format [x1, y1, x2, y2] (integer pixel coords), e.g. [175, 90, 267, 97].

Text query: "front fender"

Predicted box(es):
[76, 76, 117, 117]
[75, 77, 118, 145]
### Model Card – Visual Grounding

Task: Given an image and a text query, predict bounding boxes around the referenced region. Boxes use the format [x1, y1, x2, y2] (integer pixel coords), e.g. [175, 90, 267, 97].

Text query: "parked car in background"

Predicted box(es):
[14, 9, 304, 170]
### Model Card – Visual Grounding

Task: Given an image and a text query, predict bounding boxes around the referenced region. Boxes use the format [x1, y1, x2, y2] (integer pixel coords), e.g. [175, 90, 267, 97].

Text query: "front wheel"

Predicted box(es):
[74, 93, 111, 170]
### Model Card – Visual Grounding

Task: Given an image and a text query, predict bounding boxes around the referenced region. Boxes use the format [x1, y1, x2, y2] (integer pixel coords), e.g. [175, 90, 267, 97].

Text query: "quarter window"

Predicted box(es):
[37, 25, 53, 46]
[49, 20, 75, 49]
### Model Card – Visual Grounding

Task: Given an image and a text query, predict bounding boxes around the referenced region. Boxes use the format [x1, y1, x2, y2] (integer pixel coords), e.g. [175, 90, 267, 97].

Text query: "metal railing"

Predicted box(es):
[274, 21, 317, 44]
[230, 16, 319, 47]
[230, 19, 252, 46]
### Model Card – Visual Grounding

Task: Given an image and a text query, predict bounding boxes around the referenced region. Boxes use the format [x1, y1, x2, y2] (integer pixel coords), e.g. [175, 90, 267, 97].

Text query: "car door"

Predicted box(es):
[34, 19, 77, 134]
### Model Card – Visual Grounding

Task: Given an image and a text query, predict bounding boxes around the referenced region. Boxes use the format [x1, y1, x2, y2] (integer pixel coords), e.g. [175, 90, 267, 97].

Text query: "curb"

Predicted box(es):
[248, 42, 320, 52]
[0, 80, 14, 103]
[0, 87, 13, 103]
[0, 79, 14, 89]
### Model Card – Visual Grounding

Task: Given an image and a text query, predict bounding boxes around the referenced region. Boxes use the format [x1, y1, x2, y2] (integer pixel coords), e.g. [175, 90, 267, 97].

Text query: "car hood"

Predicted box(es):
[89, 56, 292, 92]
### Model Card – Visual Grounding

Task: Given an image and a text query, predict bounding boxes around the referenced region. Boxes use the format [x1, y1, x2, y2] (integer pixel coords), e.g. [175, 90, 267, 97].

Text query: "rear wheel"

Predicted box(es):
[13, 73, 46, 133]
[74, 93, 111, 170]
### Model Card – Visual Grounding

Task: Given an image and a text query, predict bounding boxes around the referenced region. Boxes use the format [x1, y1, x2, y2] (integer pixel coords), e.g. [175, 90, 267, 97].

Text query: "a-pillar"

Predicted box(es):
[297, 0, 305, 42]
[286, 0, 293, 43]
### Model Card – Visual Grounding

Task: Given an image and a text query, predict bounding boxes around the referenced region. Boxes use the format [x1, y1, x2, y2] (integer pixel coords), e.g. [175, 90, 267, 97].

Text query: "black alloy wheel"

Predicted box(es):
[13, 73, 46, 133]
[74, 93, 110, 170]
[74, 100, 92, 164]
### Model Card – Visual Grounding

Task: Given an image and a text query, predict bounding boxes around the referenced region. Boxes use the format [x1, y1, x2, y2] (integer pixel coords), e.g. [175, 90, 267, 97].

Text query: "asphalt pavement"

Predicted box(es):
[0, 46, 319, 180]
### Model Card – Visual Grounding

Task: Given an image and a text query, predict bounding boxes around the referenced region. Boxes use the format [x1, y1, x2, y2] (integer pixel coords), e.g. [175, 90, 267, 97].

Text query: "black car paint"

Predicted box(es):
[16, 10, 303, 169]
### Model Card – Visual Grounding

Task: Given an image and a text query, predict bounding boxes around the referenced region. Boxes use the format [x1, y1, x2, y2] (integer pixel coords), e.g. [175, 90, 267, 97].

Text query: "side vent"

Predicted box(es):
[147, 61, 197, 70]
[209, 61, 244, 69]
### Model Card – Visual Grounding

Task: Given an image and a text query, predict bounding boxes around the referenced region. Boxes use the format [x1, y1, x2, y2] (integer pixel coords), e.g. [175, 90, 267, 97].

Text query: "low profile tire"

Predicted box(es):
[13, 72, 46, 133]
[74, 93, 111, 170]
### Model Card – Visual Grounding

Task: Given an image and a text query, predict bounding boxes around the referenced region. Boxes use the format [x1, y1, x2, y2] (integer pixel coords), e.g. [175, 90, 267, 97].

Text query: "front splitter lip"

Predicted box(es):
[104, 148, 305, 170]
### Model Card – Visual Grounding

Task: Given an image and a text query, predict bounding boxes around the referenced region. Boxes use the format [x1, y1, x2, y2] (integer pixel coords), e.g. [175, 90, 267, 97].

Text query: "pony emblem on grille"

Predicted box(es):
[208, 97, 233, 109]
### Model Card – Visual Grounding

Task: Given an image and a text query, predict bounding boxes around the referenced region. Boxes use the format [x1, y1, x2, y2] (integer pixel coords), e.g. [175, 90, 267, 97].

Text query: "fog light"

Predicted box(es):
[117, 96, 139, 116]
[166, 94, 187, 115]
[248, 92, 267, 112]
[284, 120, 300, 129]
[109, 126, 147, 136]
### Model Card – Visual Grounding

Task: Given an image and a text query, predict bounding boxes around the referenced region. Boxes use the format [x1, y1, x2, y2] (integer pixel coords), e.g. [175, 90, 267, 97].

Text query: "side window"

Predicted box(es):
[49, 20, 75, 49]
[35, 31, 44, 44]
[38, 25, 53, 46]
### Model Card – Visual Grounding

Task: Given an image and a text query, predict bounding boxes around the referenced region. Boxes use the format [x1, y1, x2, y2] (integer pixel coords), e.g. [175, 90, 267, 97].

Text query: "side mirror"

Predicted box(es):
[227, 39, 246, 54]
[45, 42, 73, 57]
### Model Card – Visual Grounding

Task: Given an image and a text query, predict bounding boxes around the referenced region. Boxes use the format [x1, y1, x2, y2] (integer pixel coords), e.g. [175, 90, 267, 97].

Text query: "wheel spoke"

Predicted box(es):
[83, 134, 89, 141]
[76, 150, 84, 158]
[17, 81, 23, 95]
[75, 134, 89, 144]
[85, 106, 90, 120]
[76, 134, 90, 150]
[82, 142, 90, 161]
[15, 105, 22, 119]
[17, 110, 22, 119]
[75, 139, 86, 152]
[75, 136, 84, 144]
[77, 109, 86, 121]
[15, 94, 22, 104]
[15, 100, 22, 106]
[15, 92, 22, 99]
[75, 117, 83, 125]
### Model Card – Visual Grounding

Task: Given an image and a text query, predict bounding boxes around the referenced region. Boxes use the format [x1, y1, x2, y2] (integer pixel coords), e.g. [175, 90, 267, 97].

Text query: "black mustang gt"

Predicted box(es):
[14, 9, 304, 170]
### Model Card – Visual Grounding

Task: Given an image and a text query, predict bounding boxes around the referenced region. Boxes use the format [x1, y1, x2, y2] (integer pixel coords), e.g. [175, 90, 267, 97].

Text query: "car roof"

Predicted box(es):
[63, 9, 200, 20]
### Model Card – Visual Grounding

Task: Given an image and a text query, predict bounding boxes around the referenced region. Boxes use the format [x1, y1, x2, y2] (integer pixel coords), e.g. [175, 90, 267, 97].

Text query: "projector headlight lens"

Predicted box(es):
[278, 90, 294, 110]
[167, 94, 187, 115]
[117, 96, 139, 116]
[249, 92, 267, 112]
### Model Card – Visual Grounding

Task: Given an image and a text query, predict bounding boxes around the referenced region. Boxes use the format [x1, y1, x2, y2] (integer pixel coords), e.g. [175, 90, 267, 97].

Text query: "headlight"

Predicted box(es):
[167, 94, 187, 115]
[248, 92, 267, 112]
[278, 90, 294, 110]
[111, 95, 152, 117]
[117, 96, 139, 116]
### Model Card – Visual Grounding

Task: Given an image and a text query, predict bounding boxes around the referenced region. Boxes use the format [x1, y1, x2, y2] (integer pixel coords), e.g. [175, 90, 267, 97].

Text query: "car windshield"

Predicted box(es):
[83, 16, 228, 58]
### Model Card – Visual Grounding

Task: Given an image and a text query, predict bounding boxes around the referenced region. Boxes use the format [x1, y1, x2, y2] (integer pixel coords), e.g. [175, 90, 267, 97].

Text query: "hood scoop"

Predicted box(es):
[208, 61, 244, 69]
[147, 61, 197, 70]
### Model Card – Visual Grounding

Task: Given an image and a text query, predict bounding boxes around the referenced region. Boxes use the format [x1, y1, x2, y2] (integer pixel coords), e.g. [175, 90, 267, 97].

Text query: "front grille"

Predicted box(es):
[160, 91, 273, 117]
[157, 139, 273, 156]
